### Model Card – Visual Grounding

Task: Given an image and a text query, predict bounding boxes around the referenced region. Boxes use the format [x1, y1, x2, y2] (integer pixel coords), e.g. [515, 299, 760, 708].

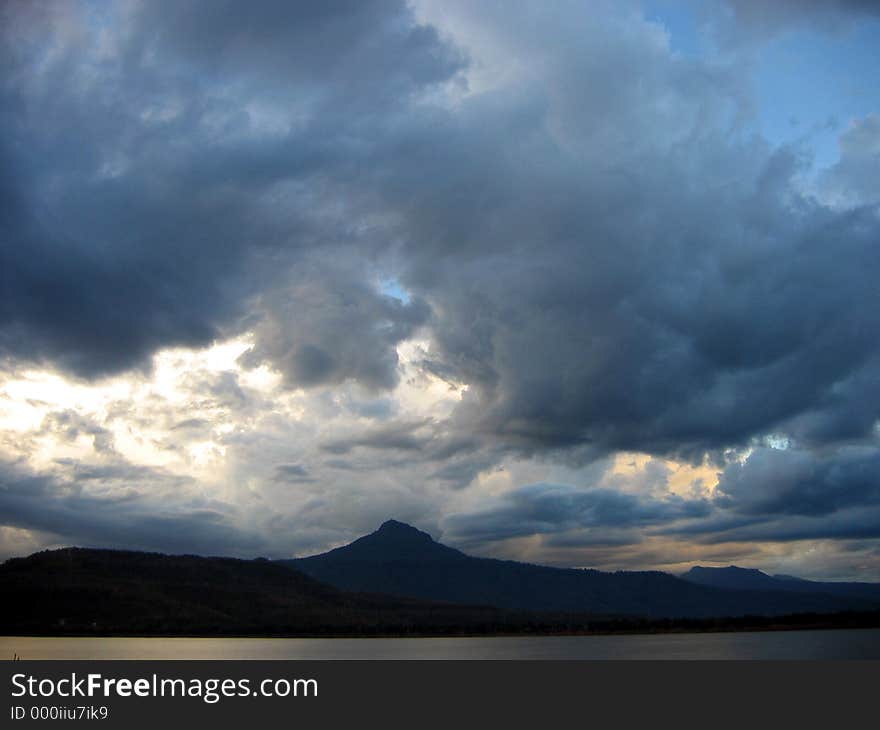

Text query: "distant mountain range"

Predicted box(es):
[3, 520, 879, 637]
[282, 520, 880, 619]
[681, 565, 880, 602]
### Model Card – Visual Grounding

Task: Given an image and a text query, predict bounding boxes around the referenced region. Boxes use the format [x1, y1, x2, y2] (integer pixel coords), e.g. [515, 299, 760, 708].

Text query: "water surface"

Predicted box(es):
[4, 628, 880, 660]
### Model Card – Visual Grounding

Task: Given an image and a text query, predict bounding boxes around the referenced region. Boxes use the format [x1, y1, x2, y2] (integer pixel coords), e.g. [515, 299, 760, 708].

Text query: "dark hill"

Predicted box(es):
[0, 547, 520, 636]
[682, 565, 880, 602]
[314, 520, 468, 563]
[281, 521, 880, 619]
[681, 566, 783, 592]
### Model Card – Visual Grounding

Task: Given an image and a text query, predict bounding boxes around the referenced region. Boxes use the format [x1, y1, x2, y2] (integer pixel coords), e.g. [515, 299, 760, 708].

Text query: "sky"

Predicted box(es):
[1, 0, 879, 580]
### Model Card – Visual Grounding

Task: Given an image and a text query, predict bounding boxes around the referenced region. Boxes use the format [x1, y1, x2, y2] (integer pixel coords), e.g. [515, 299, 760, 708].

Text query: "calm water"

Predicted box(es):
[3, 629, 880, 660]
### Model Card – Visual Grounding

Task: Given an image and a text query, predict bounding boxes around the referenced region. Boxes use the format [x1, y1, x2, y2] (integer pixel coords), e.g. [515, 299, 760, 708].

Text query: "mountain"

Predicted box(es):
[310, 519, 468, 563]
[280, 520, 880, 619]
[682, 566, 880, 602]
[0, 546, 521, 635]
[300, 520, 471, 567]
[4, 540, 879, 636]
[681, 566, 787, 592]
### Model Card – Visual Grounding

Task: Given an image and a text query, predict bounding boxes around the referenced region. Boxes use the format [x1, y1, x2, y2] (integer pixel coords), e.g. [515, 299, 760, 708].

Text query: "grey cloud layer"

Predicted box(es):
[443, 445, 880, 555]
[0, 0, 457, 382]
[717, 446, 880, 517]
[4, 0, 877, 456]
[0, 459, 261, 556]
[443, 482, 711, 543]
[1, 1, 878, 571]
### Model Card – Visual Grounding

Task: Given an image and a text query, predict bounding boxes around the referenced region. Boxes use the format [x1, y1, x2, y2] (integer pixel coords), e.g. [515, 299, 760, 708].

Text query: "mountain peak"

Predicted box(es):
[295, 519, 466, 564]
[686, 566, 768, 577]
[375, 519, 434, 542]
[682, 565, 781, 591]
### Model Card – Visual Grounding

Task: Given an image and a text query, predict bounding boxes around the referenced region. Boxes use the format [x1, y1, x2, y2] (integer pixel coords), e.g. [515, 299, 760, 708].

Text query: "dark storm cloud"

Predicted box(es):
[634, 445, 880, 545]
[662, 507, 880, 545]
[1, 0, 879, 563]
[393, 135, 880, 461]
[0, 0, 459, 380]
[303, 3, 879, 464]
[716, 446, 880, 517]
[5, 0, 876, 463]
[442, 483, 711, 544]
[135, 0, 465, 105]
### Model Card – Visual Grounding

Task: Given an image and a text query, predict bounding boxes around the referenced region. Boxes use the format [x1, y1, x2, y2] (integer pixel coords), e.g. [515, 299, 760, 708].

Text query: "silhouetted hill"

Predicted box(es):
[682, 566, 880, 602]
[4, 543, 880, 637]
[681, 566, 783, 591]
[282, 521, 880, 619]
[0, 547, 530, 636]
[314, 520, 468, 563]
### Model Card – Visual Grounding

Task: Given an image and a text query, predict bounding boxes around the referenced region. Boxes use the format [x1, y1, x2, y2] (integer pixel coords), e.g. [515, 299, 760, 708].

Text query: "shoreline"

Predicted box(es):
[5, 618, 880, 641]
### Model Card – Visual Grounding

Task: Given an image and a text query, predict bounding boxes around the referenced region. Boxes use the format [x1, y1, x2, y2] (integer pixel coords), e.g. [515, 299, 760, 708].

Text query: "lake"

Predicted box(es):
[3, 628, 880, 660]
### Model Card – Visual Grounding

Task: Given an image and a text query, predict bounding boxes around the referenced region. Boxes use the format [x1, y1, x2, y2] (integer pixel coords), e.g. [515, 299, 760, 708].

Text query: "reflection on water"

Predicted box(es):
[3, 628, 880, 660]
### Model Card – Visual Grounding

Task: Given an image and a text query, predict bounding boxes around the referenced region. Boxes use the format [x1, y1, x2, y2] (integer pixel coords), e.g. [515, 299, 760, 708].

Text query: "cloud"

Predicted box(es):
[273, 463, 315, 483]
[400, 121, 879, 462]
[819, 114, 880, 207]
[0, 0, 459, 381]
[715, 446, 880, 517]
[0, 0, 878, 577]
[240, 263, 431, 390]
[716, 0, 880, 41]
[658, 506, 880, 549]
[442, 482, 711, 544]
[5, 0, 877, 462]
[39, 410, 117, 455]
[0, 459, 261, 555]
[321, 420, 433, 454]
[134, 0, 465, 106]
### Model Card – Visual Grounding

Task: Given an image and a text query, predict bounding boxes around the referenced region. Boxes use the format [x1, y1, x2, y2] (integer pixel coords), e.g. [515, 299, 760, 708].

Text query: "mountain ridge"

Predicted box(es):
[681, 564, 880, 602]
[0, 546, 527, 636]
[4, 534, 880, 636]
[280, 520, 880, 619]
